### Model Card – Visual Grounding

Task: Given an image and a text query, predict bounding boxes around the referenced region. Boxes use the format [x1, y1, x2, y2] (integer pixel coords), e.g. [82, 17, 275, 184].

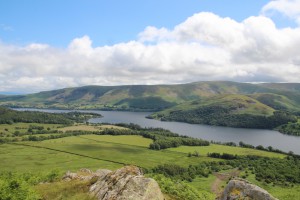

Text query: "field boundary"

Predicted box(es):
[76, 135, 150, 149]
[8, 142, 140, 167]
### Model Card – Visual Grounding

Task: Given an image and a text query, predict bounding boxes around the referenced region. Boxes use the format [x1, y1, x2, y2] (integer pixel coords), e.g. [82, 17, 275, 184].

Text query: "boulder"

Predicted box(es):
[89, 165, 164, 200]
[62, 168, 112, 181]
[221, 178, 278, 200]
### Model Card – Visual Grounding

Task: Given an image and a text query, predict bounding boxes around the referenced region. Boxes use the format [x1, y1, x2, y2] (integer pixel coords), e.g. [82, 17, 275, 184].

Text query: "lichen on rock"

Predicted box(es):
[63, 166, 164, 200]
[90, 165, 164, 200]
[221, 178, 278, 200]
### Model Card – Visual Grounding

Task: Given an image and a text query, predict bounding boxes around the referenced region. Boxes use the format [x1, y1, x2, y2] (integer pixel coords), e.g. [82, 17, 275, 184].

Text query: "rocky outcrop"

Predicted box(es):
[63, 168, 112, 181]
[90, 166, 164, 200]
[221, 178, 278, 200]
[63, 166, 164, 200]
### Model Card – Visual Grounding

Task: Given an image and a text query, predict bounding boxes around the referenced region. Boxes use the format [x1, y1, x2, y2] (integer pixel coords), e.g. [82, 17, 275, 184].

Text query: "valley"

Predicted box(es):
[0, 108, 300, 199]
[1, 81, 300, 135]
[1, 81, 300, 199]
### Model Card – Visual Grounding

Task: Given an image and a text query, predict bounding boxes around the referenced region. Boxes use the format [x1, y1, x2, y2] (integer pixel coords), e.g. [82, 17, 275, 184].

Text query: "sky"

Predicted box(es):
[1, 0, 300, 94]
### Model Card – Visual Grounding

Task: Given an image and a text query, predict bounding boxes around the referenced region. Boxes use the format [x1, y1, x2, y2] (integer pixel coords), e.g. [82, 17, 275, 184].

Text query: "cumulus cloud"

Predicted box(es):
[262, 0, 300, 24]
[1, 1, 300, 93]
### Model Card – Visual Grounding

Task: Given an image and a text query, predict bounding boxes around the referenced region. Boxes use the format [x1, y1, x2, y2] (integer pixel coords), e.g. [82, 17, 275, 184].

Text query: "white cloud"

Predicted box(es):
[68, 35, 93, 56]
[262, 0, 300, 24]
[138, 26, 171, 42]
[1, 4, 300, 93]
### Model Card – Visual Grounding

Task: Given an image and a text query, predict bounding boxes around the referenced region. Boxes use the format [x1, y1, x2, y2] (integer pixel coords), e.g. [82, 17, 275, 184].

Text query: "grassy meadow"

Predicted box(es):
[168, 144, 286, 158]
[15, 135, 218, 170]
[1, 122, 299, 199]
[0, 123, 62, 136]
[241, 173, 300, 200]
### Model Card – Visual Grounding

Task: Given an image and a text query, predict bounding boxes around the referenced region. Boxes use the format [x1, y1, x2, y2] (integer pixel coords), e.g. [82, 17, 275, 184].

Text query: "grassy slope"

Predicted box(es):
[1, 81, 300, 111]
[1, 133, 297, 199]
[168, 144, 285, 158]
[20, 136, 216, 169]
[243, 174, 300, 200]
[149, 94, 280, 128]
[250, 93, 300, 111]
[35, 180, 96, 200]
[0, 123, 62, 135]
[0, 143, 123, 172]
[152, 94, 275, 117]
[0, 135, 218, 172]
[1, 134, 285, 172]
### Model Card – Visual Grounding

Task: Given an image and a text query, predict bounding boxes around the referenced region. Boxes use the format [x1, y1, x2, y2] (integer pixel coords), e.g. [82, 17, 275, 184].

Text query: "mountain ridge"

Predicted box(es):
[1, 81, 300, 112]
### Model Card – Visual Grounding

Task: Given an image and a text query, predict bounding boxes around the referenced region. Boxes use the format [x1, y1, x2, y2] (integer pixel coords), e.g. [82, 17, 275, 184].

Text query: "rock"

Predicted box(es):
[89, 165, 164, 200]
[94, 169, 113, 177]
[221, 178, 278, 200]
[62, 171, 79, 181]
[79, 168, 93, 174]
[62, 168, 112, 181]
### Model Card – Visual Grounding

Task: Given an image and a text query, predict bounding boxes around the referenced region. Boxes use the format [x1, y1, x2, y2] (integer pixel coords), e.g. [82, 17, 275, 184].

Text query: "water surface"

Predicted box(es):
[15, 108, 300, 154]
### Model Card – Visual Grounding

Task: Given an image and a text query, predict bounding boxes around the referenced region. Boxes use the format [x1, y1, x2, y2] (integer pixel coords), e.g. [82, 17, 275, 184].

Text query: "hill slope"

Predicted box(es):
[148, 94, 297, 128]
[1, 81, 300, 112]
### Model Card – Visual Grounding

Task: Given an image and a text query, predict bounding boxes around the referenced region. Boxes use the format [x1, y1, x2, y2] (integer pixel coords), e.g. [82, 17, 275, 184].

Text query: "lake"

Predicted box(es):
[15, 108, 300, 154]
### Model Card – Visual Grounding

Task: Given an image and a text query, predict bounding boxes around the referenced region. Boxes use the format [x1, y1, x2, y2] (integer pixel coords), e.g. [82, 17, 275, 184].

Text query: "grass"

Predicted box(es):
[35, 180, 96, 200]
[0, 135, 219, 174]
[188, 167, 300, 200]
[0, 143, 123, 173]
[0, 131, 294, 199]
[152, 94, 275, 119]
[19, 135, 218, 169]
[79, 135, 152, 147]
[0, 134, 285, 174]
[188, 175, 216, 197]
[244, 174, 300, 200]
[59, 125, 100, 132]
[0, 123, 62, 136]
[168, 144, 286, 158]
[58, 124, 127, 132]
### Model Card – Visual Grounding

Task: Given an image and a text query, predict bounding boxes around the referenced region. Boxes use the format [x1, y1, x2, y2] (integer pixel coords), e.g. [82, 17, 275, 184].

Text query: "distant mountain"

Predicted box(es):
[0, 81, 300, 112]
[261, 83, 300, 92]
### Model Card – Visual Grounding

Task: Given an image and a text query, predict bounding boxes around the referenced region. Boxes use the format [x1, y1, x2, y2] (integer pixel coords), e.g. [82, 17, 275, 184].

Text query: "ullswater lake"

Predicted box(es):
[15, 108, 300, 154]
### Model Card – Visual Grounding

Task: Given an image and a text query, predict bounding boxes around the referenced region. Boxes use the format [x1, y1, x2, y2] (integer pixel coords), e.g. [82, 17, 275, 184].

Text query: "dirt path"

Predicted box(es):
[211, 169, 240, 198]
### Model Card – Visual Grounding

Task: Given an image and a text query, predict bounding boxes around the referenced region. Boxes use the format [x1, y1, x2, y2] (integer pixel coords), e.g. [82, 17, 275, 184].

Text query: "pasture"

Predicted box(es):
[168, 144, 286, 158]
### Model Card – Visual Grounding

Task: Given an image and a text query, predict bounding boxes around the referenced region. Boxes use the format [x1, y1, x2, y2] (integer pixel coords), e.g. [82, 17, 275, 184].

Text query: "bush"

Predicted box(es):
[0, 172, 40, 200]
[150, 174, 214, 200]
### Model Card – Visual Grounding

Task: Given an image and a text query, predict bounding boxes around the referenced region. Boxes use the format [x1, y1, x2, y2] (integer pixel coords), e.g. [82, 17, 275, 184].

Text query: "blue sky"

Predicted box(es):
[0, 0, 300, 93]
[1, 0, 274, 46]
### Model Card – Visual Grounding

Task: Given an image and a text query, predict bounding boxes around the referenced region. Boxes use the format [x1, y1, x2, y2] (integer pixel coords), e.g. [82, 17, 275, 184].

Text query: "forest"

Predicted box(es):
[0, 107, 101, 124]
[159, 106, 297, 129]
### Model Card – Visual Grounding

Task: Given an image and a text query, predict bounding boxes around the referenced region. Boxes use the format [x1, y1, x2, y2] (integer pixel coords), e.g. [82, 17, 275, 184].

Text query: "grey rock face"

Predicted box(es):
[62, 168, 112, 181]
[222, 178, 278, 200]
[89, 166, 164, 200]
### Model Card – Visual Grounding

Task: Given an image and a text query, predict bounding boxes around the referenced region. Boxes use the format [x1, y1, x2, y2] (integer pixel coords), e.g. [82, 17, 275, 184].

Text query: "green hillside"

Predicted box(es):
[0, 109, 299, 200]
[0, 107, 101, 125]
[261, 83, 300, 92]
[149, 94, 297, 128]
[1, 81, 300, 112]
[1, 121, 299, 200]
[250, 93, 299, 111]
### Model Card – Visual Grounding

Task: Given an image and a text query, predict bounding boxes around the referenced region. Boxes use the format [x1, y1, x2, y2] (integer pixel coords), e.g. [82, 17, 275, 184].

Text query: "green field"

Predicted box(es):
[0, 123, 62, 136]
[58, 124, 128, 132]
[0, 142, 123, 172]
[1, 131, 299, 199]
[168, 144, 286, 158]
[0, 135, 218, 173]
[242, 174, 300, 200]
[79, 134, 153, 147]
